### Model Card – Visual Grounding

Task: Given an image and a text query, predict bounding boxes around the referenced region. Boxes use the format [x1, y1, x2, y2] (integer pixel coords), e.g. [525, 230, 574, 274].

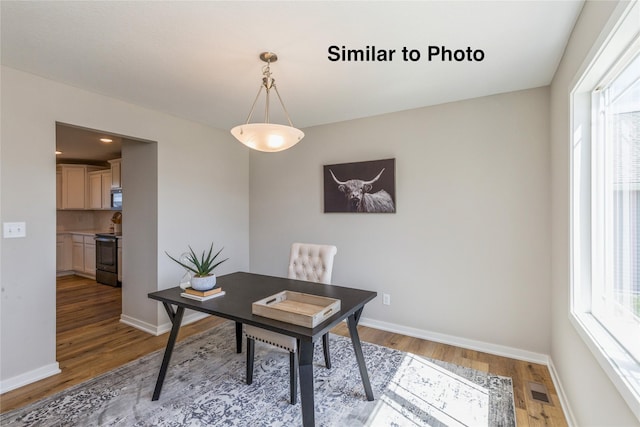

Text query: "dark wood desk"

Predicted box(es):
[148, 271, 377, 427]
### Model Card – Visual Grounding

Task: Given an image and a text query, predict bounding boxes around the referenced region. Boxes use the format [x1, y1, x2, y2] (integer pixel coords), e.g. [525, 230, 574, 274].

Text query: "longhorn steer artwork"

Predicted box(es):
[329, 168, 396, 213]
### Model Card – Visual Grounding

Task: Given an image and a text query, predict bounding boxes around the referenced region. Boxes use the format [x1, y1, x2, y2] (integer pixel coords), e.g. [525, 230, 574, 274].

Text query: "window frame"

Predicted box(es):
[590, 56, 640, 364]
[569, 1, 640, 420]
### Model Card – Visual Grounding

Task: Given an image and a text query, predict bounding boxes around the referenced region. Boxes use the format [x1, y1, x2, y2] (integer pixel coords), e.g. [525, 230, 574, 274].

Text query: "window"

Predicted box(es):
[591, 51, 640, 362]
[570, 1, 640, 419]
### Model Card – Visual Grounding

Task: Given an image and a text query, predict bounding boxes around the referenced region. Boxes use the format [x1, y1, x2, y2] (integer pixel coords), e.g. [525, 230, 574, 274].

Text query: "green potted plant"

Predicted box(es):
[166, 243, 228, 291]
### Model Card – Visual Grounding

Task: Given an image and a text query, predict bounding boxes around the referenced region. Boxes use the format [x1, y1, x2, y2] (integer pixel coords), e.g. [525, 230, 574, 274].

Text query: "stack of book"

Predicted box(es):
[180, 287, 225, 301]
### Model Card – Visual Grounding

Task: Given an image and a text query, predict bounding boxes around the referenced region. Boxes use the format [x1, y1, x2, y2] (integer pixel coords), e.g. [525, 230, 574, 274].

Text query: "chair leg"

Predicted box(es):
[322, 333, 331, 369]
[246, 337, 255, 385]
[290, 351, 298, 405]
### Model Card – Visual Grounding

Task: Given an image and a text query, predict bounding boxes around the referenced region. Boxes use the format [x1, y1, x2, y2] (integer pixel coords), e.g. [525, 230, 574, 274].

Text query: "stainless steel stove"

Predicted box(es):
[95, 233, 120, 287]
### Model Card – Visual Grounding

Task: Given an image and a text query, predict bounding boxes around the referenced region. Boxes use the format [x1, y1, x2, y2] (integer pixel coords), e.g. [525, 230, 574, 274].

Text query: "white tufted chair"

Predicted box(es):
[244, 243, 338, 405]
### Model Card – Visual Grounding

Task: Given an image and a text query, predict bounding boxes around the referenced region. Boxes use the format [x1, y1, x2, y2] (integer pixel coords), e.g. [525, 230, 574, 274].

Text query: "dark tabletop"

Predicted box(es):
[149, 271, 377, 341]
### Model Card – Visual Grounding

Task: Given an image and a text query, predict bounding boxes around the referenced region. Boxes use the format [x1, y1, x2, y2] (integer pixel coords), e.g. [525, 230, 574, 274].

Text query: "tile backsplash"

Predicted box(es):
[57, 210, 120, 232]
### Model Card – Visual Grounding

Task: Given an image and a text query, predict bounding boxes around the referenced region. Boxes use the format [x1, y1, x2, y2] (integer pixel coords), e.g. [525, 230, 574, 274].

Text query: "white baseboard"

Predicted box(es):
[56, 270, 74, 277]
[120, 314, 161, 335]
[547, 358, 578, 427]
[358, 317, 550, 365]
[120, 312, 210, 336]
[155, 312, 210, 335]
[0, 362, 61, 394]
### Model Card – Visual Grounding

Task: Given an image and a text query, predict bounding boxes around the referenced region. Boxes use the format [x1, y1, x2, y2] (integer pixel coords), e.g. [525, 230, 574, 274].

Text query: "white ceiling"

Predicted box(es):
[2, 1, 583, 139]
[55, 123, 123, 163]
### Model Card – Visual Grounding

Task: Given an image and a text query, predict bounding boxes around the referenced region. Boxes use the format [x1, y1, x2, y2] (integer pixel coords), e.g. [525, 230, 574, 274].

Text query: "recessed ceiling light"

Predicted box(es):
[55, 150, 62, 155]
[100, 138, 113, 143]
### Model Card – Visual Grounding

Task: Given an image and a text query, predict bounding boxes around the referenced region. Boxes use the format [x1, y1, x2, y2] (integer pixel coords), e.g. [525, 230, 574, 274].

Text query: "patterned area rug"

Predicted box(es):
[1, 321, 515, 426]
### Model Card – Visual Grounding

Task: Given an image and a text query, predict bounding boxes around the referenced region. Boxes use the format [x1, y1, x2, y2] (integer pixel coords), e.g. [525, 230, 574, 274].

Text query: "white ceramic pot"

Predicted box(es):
[190, 274, 217, 291]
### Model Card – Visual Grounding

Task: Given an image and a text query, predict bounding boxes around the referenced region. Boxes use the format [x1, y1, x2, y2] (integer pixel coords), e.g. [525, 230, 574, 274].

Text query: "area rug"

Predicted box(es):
[0, 321, 516, 426]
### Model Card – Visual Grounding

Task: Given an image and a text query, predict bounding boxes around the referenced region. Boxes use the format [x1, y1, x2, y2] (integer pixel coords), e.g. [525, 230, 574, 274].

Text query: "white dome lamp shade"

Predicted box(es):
[231, 52, 304, 152]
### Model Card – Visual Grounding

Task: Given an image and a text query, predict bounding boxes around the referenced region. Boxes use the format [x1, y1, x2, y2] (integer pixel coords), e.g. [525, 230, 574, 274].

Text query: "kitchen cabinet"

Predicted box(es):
[88, 172, 102, 209]
[71, 235, 85, 272]
[57, 164, 103, 209]
[60, 165, 86, 209]
[84, 235, 96, 276]
[88, 170, 112, 209]
[102, 171, 112, 208]
[109, 158, 122, 189]
[70, 234, 96, 278]
[56, 234, 72, 273]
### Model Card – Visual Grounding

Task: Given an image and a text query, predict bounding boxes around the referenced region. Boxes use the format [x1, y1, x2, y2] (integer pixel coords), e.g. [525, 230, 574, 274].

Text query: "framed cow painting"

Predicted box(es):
[323, 158, 396, 213]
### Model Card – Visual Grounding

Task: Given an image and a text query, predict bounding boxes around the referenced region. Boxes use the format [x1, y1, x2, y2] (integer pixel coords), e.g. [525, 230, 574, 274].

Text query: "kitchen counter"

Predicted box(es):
[57, 230, 121, 237]
[57, 230, 101, 236]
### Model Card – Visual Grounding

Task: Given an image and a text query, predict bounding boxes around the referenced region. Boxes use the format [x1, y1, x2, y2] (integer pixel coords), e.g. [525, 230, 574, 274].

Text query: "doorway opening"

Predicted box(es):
[55, 122, 158, 373]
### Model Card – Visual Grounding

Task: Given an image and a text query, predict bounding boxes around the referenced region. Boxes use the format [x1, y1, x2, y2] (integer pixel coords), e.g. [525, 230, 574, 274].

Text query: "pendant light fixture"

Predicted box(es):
[231, 52, 304, 152]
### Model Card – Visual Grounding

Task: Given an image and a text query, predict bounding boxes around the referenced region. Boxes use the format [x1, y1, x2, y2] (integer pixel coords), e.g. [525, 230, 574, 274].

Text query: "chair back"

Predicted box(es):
[288, 243, 337, 284]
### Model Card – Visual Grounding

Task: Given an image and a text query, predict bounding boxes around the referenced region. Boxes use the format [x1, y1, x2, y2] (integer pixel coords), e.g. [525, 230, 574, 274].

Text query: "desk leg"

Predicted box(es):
[152, 304, 185, 401]
[235, 321, 242, 353]
[298, 340, 315, 427]
[347, 309, 374, 401]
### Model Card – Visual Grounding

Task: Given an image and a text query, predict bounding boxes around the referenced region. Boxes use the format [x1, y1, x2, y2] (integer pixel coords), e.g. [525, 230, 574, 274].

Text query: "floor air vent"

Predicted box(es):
[527, 382, 553, 405]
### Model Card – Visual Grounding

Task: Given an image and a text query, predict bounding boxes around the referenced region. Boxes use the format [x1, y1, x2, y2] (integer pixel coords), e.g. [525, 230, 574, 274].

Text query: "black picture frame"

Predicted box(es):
[323, 158, 396, 213]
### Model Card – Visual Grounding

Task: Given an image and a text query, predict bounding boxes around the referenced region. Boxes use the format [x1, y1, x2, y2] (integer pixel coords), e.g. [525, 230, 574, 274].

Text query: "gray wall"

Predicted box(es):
[249, 87, 551, 355]
[0, 66, 250, 390]
[120, 140, 158, 327]
[550, 1, 639, 425]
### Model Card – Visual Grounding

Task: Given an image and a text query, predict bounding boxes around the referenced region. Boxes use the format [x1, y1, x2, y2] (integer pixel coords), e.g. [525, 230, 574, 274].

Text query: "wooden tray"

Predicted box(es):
[252, 290, 341, 328]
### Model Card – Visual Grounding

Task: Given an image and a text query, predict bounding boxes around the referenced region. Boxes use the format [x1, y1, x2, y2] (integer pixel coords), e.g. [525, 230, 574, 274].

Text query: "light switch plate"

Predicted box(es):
[3, 222, 26, 238]
[382, 293, 391, 305]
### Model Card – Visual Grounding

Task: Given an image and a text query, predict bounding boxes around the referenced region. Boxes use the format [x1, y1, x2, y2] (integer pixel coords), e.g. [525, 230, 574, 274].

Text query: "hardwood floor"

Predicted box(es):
[332, 324, 569, 426]
[0, 275, 226, 414]
[1, 275, 568, 426]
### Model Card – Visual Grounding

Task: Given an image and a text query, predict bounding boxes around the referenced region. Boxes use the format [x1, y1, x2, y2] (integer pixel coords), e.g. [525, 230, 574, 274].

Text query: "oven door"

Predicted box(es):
[95, 236, 117, 273]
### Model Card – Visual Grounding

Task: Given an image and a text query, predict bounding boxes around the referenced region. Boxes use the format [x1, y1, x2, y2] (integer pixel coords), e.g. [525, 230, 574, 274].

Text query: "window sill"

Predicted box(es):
[570, 312, 640, 421]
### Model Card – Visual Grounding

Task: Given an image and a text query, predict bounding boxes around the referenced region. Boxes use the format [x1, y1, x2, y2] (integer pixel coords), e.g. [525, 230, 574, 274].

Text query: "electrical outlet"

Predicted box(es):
[3, 222, 26, 238]
[383, 293, 391, 305]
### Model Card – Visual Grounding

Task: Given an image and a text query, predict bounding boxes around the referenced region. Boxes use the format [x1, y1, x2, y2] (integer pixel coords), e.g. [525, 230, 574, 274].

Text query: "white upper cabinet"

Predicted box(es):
[58, 165, 86, 209]
[109, 158, 122, 189]
[57, 164, 101, 209]
[88, 171, 102, 209]
[102, 170, 112, 208]
[88, 169, 112, 209]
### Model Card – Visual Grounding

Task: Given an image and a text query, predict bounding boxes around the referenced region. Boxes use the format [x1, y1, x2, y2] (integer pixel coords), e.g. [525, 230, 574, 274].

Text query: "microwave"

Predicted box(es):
[111, 188, 122, 209]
